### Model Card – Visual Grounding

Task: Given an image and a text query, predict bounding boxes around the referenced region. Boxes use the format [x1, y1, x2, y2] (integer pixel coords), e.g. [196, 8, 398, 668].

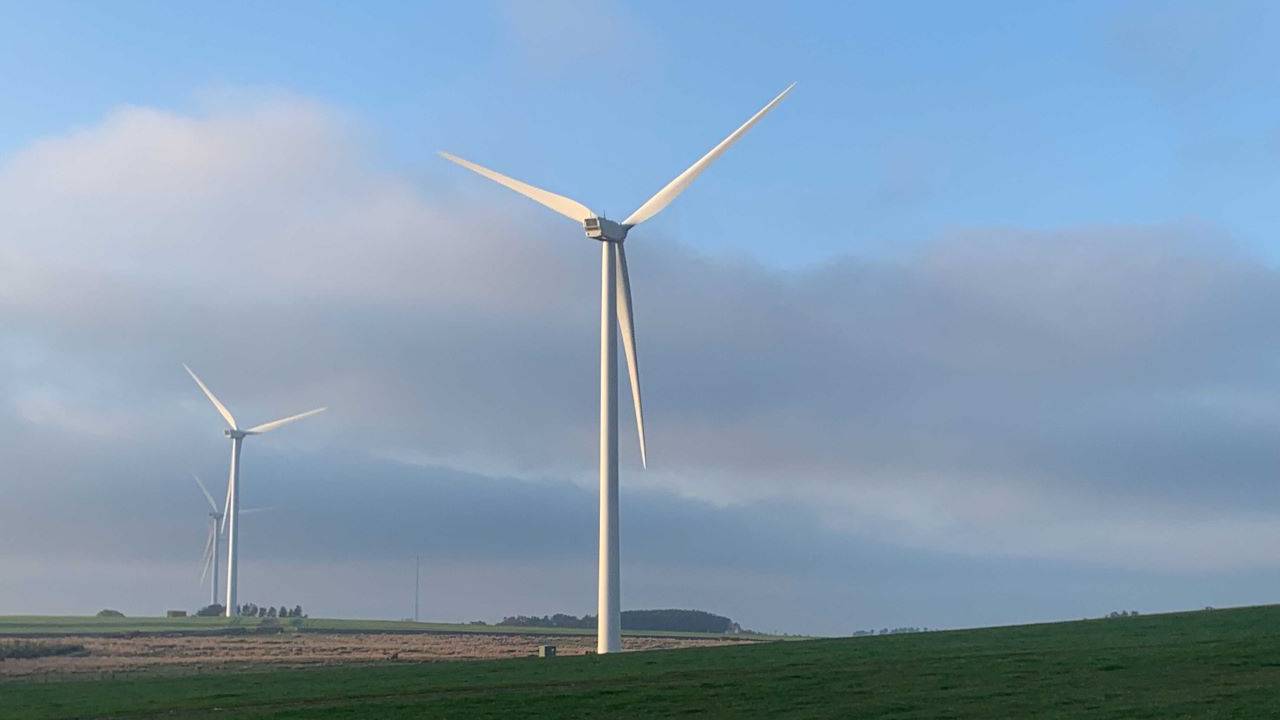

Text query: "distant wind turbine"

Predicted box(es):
[193, 473, 269, 609]
[440, 83, 794, 653]
[184, 365, 325, 617]
[193, 473, 223, 608]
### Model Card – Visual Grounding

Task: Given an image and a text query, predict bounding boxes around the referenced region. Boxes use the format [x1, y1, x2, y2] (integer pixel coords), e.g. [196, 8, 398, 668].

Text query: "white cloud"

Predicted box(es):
[5, 94, 1280, 588]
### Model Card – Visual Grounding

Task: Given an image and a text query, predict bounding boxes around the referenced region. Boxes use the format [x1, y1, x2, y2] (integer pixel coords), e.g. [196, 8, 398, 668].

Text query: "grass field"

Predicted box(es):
[3, 604, 1280, 719]
[0, 615, 773, 640]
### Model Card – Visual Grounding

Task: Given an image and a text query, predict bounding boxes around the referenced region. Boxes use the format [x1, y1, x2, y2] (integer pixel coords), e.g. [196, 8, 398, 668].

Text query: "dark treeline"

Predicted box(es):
[500, 613, 591, 629]
[499, 609, 742, 634]
[851, 627, 928, 636]
[195, 603, 305, 619]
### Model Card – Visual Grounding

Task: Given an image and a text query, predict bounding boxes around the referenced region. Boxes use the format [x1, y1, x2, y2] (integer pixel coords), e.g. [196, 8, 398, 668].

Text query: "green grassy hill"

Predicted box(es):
[4, 604, 1280, 719]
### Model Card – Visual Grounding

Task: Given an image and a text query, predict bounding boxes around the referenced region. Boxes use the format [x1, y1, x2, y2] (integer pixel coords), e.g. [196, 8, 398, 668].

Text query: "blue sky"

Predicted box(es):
[3, 1, 1278, 266]
[4, 1, 1280, 634]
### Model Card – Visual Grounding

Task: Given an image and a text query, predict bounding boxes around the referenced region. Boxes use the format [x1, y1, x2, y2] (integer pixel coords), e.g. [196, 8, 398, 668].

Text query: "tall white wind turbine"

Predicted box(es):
[440, 84, 793, 653]
[184, 365, 325, 617]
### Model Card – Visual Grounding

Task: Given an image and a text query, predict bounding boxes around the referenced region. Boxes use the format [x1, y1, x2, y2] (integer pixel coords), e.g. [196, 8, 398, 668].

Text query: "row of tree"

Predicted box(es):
[195, 603, 305, 618]
[499, 609, 742, 634]
[851, 627, 928, 636]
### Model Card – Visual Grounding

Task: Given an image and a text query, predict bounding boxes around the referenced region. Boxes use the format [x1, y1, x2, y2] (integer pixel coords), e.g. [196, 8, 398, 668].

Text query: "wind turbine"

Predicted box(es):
[193, 473, 224, 608]
[440, 83, 793, 653]
[184, 364, 325, 617]
[193, 473, 270, 609]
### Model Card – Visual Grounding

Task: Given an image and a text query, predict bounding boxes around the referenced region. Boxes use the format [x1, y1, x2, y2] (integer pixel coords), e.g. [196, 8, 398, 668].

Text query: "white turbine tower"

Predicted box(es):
[441, 83, 793, 653]
[184, 365, 325, 617]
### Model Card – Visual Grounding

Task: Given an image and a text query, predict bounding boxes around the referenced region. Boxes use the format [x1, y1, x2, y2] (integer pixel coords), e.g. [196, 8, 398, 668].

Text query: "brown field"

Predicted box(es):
[0, 632, 756, 679]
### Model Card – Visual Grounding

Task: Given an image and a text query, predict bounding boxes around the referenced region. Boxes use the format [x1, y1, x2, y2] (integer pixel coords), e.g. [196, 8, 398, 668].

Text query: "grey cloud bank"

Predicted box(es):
[3, 97, 1280, 633]
[4, 447, 1266, 635]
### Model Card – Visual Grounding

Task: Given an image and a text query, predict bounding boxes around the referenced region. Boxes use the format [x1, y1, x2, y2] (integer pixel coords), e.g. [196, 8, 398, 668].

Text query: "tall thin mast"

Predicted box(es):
[224, 435, 242, 616]
[598, 240, 621, 653]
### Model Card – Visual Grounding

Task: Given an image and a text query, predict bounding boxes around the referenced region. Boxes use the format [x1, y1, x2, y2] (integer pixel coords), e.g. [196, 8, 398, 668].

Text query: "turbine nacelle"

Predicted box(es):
[224, 429, 252, 439]
[584, 217, 630, 243]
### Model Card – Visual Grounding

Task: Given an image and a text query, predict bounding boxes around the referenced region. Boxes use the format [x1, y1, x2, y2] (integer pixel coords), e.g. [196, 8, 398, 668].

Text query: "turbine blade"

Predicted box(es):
[200, 529, 215, 582]
[616, 244, 647, 468]
[246, 407, 326, 434]
[439, 152, 595, 223]
[622, 83, 795, 227]
[184, 364, 238, 430]
[193, 474, 218, 513]
[221, 477, 233, 534]
[239, 506, 272, 515]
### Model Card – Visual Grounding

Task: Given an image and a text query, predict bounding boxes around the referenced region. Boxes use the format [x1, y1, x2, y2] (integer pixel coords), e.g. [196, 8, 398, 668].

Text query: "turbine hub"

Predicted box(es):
[583, 217, 628, 243]
[225, 429, 247, 439]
